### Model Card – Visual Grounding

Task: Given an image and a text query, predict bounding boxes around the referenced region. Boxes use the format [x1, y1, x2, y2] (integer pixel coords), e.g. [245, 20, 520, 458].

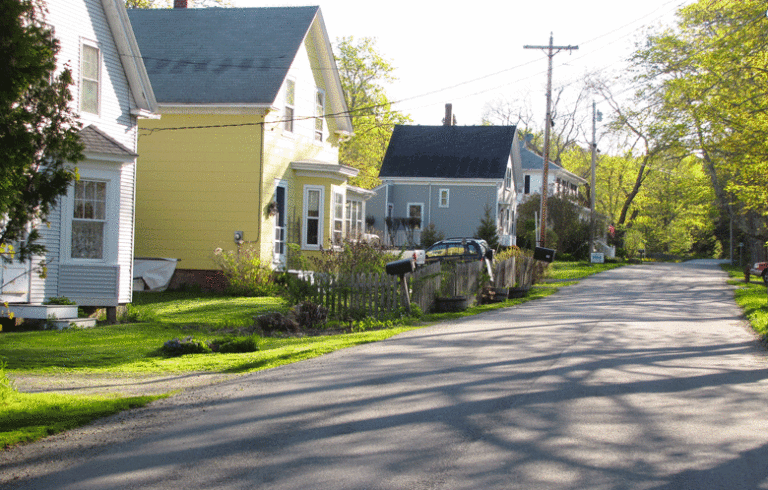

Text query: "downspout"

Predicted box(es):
[257, 117, 264, 257]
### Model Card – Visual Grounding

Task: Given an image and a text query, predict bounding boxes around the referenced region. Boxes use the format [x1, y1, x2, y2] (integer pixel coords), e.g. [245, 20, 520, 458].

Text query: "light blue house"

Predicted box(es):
[367, 125, 522, 247]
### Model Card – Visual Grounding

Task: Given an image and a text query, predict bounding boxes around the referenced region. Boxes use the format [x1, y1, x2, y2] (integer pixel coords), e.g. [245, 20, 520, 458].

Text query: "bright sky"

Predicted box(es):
[233, 0, 692, 126]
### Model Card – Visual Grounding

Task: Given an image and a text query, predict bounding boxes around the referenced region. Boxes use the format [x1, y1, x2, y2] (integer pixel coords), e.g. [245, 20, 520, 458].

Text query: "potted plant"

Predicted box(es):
[433, 263, 472, 312]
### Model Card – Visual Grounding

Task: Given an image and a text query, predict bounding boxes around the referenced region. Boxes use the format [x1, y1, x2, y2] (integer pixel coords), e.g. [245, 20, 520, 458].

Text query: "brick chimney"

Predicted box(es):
[174, 0, 188, 8]
[444, 103, 453, 126]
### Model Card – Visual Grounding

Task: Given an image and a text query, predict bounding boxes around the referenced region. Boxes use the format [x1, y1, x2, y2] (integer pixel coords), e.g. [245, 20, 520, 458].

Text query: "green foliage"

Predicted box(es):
[0, 362, 16, 404]
[475, 204, 499, 250]
[42, 296, 76, 305]
[161, 337, 212, 356]
[213, 245, 280, 297]
[1, 0, 84, 262]
[517, 195, 585, 256]
[309, 238, 392, 275]
[335, 36, 411, 189]
[276, 272, 319, 306]
[630, 0, 767, 248]
[420, 222, 445, 248]
[292, 301, 328, 329]
[209, 336, 259, 354]
[255, 311, 300, 336]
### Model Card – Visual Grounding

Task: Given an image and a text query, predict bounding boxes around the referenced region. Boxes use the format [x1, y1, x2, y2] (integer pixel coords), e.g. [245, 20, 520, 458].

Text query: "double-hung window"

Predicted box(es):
[303, 186, 324, 249]
[72, 180, 107, 259]
[284, 79, 295, 132]
[80, 43, 100, 114]
[439, 189, 450, 208]
[332, 189, 344, 245]
[345, 199, 363, 239]
[315, 89, 325, 141]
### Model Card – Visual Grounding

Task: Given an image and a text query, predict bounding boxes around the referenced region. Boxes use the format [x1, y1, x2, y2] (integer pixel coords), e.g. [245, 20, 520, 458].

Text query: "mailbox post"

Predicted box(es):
[386, 258, 415, 314]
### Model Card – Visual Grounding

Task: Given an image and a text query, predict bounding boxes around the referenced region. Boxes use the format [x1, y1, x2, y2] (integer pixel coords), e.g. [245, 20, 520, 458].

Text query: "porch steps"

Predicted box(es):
[2, 304, 97, 329]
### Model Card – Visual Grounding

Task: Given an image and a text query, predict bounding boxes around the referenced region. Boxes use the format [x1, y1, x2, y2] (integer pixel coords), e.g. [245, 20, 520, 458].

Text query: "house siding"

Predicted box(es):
[48, 0, 138, 152]
[136, 114, 264, 270]
[23, 0, 144, 308]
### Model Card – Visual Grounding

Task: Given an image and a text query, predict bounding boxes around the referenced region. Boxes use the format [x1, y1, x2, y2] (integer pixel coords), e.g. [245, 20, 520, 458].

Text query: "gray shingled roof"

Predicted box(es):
[79, 125, 137, 157]
[519, 140, 563, 171]
[126, 7, 319, 104]
[378, 125, 517, 179]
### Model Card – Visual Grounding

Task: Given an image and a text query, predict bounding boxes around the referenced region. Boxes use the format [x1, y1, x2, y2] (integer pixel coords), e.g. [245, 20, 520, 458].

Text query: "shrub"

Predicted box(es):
[309, 238, 392, 275]
[293, 301, 328, 329]
[276, 272, 319, 306]
[255, 311, 300, 336]
[43, 296, 76, 305]
[213, 245, 280, 297]
[161, 337, 212, 356]
[420, 223, 445, 248]
[210, 336, 259, 354]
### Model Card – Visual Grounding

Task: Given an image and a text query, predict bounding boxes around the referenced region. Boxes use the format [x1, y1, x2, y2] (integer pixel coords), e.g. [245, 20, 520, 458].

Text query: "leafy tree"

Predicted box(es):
[1, 0, 83, 263]
[516, 194, 588, 258]
[475, 204, 499, 250]
[632, 0, 768, 255]
[335, 36, 410, 189]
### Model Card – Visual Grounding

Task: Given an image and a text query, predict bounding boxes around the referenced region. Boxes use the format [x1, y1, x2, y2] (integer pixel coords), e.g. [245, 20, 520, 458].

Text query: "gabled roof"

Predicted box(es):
[378, 125, 517, 180]
[127, 6, 316, 106]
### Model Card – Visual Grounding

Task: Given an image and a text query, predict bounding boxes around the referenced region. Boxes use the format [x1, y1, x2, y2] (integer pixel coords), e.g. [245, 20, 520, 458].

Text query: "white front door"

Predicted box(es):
[272, 184, 287, 270]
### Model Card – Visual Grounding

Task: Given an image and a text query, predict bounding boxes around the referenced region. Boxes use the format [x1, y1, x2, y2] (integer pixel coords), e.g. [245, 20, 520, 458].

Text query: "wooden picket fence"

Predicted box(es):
[297, 255, 538, 318]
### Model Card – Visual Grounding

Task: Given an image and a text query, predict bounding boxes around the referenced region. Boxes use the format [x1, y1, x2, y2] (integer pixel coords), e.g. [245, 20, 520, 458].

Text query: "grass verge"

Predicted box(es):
[0, 260, 621, 449]
[721, 264, 768, 337]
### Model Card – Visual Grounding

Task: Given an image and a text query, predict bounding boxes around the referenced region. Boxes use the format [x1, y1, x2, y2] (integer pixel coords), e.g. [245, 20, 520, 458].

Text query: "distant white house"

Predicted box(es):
[0, 0, 157, 322]
[517, 135, 587, 205]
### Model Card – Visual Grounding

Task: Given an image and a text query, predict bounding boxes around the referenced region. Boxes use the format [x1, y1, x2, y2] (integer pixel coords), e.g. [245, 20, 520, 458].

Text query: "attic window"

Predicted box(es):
[315, 89, 325, 141]
[284, 79, 295, 132]
[80, 43, 100, 115]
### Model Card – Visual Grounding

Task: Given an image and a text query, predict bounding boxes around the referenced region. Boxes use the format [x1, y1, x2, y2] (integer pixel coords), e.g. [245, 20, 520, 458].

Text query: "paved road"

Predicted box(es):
[3, 260, 768, 489]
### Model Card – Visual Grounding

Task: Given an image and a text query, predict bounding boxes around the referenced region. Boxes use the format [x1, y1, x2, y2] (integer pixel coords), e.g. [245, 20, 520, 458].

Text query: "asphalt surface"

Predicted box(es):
[3, 260, 768, 489]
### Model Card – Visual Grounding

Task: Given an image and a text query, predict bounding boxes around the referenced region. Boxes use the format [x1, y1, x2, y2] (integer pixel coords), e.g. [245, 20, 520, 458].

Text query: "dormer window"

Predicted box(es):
[80, 43, 100, 114]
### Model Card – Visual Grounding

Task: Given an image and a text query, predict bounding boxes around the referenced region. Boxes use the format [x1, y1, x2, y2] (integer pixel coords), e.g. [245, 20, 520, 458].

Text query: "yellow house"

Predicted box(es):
[128, 5, 359, 287]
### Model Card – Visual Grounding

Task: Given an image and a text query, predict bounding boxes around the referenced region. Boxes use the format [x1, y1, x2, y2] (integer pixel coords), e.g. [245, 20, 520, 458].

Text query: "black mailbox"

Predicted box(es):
[534, 246, 556, 263]
[386, 258, 415, 276]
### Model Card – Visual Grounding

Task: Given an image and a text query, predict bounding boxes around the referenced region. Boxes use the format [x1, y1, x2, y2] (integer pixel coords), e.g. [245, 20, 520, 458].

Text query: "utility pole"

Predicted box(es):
[588, 101, 601, 258]
[524, 33, 578, 247]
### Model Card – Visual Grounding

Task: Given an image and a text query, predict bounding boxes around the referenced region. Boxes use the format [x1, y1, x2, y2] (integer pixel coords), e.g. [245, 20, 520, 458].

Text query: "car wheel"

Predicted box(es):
[762, 272, 768, 285]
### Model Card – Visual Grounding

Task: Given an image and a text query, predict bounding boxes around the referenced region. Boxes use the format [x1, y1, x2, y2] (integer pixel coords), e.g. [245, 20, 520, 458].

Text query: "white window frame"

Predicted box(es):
[315, 88, 325, 142]
[284, 78, 295, 133]
[331, 185, 344, 246]
[302, 185, 324, 250]
[505, 168, 512, 189]
[345, 198, 364, 239]
[439, 188, 450, 208]
[80, 41, 100, 115]
[407, 202, 424, 230]
[62, 167, 117, 264]
[524, 174, 531, 194]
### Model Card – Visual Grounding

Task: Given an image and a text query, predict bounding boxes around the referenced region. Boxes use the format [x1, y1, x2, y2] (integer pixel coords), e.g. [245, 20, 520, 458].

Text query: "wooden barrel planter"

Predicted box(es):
[434, 296, 471, 313]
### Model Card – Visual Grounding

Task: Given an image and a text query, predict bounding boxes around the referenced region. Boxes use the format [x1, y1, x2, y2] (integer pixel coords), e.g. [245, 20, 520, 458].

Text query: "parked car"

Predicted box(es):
[422, 238, 494, 265]
[749, 262, 768, 284]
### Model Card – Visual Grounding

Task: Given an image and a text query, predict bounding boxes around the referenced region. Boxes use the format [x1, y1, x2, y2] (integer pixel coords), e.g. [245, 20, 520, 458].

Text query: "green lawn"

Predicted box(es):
[0, 260, 624, 449]
[721, 264, 768, 337]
